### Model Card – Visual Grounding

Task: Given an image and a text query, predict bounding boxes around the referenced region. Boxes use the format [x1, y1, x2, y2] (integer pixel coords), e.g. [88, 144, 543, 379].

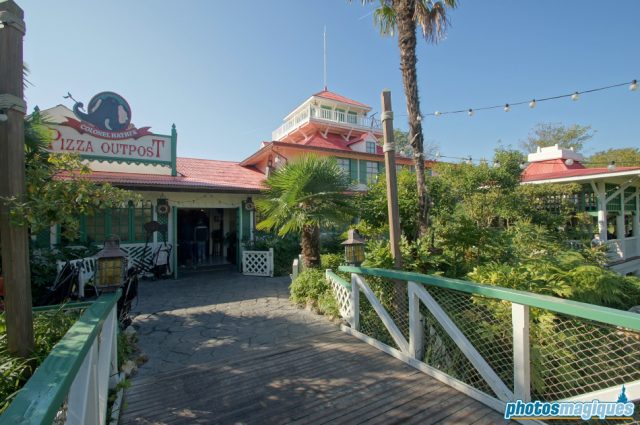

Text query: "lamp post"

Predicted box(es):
[342, 229, 365, 267]
[95, 236, 128, 291]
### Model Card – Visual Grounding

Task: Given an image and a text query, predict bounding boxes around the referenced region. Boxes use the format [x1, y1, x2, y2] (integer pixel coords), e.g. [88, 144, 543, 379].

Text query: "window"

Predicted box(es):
[625, 214, 635, 238]
[336, 108, 346, 122]
[366, 141, 376, 154]
[86, 212, 107, 244]
[366, 161, 379, 183]
[336, 158, 350, 175]
[134, 206, 153, 241]
[347, 111, 358, 124]
[111, 208, 130, 242]
[72, 202, 153, 245]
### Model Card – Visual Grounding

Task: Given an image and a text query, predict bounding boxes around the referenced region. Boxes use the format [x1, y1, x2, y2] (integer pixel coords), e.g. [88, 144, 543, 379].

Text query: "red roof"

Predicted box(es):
[60, 158, 266, 191]
[522, 162, 640, 182]
[312, 90, 370, 109]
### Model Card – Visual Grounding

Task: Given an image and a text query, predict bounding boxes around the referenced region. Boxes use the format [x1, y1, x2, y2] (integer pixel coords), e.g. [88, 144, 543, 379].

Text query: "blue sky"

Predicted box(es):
[20, 1, 639, 163]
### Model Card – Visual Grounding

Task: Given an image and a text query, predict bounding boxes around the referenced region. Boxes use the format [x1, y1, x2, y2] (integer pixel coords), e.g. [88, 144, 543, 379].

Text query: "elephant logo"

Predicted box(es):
[62, 91, 152, 140]
[69, 91, 132, 132]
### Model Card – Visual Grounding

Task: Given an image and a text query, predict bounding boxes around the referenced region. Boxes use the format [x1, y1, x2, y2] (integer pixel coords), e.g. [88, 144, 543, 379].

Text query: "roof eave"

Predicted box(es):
[522, 169, 640, 184]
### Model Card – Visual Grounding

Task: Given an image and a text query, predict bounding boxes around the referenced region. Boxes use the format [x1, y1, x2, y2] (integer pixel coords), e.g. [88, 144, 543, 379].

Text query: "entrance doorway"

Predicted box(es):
[177, 208, 238, 270]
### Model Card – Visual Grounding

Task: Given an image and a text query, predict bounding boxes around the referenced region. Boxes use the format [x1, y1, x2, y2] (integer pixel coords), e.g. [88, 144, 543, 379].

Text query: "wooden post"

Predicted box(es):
[381, 90, 402, 269]
[0, 0, 34, 357]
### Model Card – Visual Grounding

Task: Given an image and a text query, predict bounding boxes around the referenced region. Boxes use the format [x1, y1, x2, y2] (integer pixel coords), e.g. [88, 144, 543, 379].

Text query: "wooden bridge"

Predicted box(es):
[3, 269, 639, 424]
[121, 329, 506, 424]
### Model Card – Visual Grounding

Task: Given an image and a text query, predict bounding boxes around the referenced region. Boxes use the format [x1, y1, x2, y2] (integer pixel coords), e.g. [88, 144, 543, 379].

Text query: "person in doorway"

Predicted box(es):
[194, 220, 209, 265]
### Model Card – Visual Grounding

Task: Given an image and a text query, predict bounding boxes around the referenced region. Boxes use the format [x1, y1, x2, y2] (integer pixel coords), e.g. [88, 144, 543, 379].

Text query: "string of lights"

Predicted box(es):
[416, 79, 638, 118]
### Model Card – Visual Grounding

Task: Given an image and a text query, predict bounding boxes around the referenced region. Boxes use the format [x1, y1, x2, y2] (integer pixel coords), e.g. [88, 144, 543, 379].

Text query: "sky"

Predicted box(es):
[18, 0, 640, 163]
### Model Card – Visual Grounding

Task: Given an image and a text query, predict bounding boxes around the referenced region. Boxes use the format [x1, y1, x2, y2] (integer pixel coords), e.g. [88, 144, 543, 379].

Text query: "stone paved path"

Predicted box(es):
[130, 271, 337, 379]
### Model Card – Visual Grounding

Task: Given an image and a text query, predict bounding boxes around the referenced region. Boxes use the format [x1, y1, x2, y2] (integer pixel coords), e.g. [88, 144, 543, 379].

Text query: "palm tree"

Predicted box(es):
[358, 0, 457, 237]
[256, 156, 354, 268]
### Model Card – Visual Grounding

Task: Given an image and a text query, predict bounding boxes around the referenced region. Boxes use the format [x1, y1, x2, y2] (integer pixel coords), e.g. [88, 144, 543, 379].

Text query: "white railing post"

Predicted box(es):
[97, 307, 117, 422]
[512, 302, 531, 402]
[408, 281, 424, 361]
[350, 273, 360, 331]
[67, 341, 100, 425]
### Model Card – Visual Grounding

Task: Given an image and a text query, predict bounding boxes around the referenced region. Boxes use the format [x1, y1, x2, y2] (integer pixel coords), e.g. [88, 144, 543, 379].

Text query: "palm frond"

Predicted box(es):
[256, 155, 355, 236]
[415, 0, 457, 43]
[373, 1, 397, 36]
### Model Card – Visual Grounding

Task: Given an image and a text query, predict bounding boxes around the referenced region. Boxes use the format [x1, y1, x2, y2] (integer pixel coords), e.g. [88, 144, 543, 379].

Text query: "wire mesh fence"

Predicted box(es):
[422, 286, 515, 396]
[331, 270, 640, 424]
[358, 275, 410, 340]
[530, 309, 640, 402]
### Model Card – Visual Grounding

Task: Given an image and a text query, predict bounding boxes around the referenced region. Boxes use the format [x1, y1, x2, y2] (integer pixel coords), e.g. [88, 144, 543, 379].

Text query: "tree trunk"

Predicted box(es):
[395, 0, 429, 238]
[301, 225, 320, 268]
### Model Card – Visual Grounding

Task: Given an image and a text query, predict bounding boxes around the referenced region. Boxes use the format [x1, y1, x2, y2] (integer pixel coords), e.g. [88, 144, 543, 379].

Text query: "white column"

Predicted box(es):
[618, 191, 626, 259]
[597, 182, 607, 241]
[249, 209, 255, 241]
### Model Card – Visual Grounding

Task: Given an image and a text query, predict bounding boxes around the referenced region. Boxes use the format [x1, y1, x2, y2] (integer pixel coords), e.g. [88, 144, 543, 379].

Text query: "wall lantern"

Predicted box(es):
[245, 197, 255, 211]
[94, 236, 128, 291]
[342, 229, 365, 267]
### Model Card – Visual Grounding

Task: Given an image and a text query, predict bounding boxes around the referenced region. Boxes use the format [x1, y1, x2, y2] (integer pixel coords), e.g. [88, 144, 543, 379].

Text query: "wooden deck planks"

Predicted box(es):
[121, 329, 512, 424]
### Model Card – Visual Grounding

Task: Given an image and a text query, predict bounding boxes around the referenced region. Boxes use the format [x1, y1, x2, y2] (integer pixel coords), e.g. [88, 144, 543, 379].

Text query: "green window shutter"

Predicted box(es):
[242, 203, 251, 242]
[350, 159, 358, 182]
[378, 161, 385, 175]
[359, 159, 367, 184]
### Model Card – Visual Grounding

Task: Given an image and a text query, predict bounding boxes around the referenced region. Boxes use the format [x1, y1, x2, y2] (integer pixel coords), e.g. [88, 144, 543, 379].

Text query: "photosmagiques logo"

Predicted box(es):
[504, 386, 635, 421]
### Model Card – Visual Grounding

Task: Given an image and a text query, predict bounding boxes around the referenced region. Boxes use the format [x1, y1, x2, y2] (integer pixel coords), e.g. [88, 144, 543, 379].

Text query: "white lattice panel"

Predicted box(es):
[327, 272, 352, 321]
[242, 249, 274, 277]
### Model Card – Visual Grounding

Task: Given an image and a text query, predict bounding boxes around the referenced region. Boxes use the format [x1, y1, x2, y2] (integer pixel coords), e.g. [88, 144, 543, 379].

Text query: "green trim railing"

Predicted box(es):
[1, 290, 121, 425]
[339, 266, 640, 331]
[334, 266, 640, 413]
[326, 270, 350, 289]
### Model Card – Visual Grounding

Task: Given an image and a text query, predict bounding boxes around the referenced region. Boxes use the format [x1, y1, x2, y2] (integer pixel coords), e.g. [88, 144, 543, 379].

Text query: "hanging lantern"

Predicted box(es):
[94, 236, 128, 291]
[342, 229, 365, 267]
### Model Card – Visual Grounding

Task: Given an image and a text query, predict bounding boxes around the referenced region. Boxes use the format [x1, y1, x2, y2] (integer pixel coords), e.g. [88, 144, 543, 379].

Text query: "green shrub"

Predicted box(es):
[289, 268, 341, 319]
[320, 253, 344, 271]
[1, 306, 81, 413]
[290, 268, 327, 307]
[317, 291, 339, 317]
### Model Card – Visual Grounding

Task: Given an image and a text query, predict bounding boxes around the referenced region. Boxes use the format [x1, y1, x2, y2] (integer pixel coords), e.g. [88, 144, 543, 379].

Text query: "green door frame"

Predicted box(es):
[172, 206, 178, 279]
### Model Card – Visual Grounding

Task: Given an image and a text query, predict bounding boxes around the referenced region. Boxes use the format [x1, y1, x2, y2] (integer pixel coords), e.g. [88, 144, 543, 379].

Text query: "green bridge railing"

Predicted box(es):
[326, 266, 640, 419]
[1, 291, 121, 425]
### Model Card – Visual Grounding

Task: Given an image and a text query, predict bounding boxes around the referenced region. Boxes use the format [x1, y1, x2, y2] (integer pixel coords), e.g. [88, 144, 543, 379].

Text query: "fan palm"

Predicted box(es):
[256, 156, 355, 268]
[357, 0, 457, 237]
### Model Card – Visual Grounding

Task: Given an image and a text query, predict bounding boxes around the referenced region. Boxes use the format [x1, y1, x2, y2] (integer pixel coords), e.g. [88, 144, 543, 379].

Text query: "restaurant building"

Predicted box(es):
[41, 89, 415, 277]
